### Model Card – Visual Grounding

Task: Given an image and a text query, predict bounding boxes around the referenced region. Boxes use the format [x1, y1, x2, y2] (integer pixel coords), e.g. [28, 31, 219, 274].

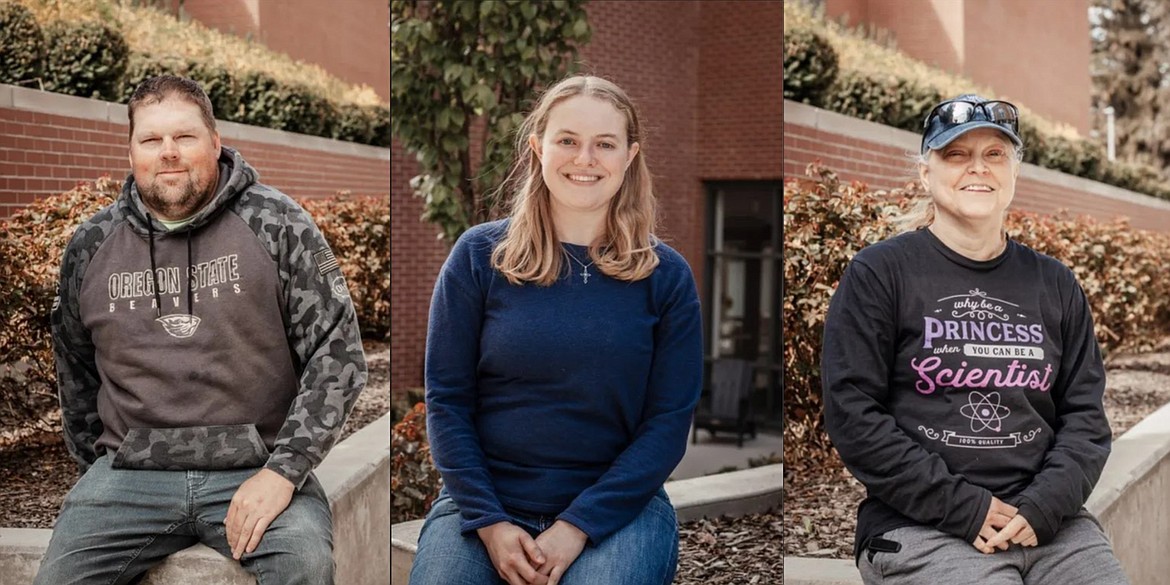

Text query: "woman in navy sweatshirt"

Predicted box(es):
[822, 95, 1129, 584]
[409, 75, 703, 585]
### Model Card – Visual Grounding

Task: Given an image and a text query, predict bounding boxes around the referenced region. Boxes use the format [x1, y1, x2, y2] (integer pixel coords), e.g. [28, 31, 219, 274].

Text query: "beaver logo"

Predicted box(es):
[156, 314, 201, 338]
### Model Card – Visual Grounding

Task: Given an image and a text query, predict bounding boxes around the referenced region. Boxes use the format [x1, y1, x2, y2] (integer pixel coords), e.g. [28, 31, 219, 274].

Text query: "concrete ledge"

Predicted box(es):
[669, 463, 783, 522]
[783, 557, 862, 585]
[0, 412, 391, 585]
[1087, 400, 1170, 585]
[390, 463, 784, 583]
[786, 401, 1170, 585]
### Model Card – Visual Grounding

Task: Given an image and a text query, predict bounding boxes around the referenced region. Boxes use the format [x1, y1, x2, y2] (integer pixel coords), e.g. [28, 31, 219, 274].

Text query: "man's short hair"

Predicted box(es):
[127, 75, 217, 138]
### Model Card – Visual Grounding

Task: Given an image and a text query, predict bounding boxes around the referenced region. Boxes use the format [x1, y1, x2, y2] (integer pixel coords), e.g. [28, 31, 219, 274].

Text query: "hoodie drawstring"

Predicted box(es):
[186, 228, 194, 318]
[147, 215, 163, 318]
[145, 213, 195, 319]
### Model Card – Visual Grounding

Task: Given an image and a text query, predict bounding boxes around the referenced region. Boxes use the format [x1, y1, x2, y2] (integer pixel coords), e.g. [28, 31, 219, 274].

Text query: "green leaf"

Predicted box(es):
[572, 18, 588, 39]
[390, 0, 592, 242]
[443, 63, 463, 83]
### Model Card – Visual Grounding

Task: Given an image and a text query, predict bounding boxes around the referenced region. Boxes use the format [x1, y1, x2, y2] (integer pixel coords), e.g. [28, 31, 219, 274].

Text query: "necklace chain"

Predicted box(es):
[565, 249, 596, 284]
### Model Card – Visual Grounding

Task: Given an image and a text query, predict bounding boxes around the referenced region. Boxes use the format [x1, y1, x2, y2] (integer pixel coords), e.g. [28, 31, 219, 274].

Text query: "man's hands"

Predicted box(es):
[534, 520, 588, 585]
[972, 496, 1037, 554]
[477, 519, 588, 585]
[225, 468, 295, 560]
[477, 522, 548, 585]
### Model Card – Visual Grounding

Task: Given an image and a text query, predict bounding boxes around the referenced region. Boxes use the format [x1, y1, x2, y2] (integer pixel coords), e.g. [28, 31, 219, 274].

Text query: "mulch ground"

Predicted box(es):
[783, 345, 1170, 560]
[0, 339, 390, 529]
[676, 510, 783, 584]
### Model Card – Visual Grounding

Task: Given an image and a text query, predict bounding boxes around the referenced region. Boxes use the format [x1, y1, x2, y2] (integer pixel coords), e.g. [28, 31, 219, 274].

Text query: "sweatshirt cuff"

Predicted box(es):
[460, 513, 513, 536]
[556, 511, 601, 545]
[265, 449, 313, 489]
[957, 488, 993, 545]
[1015, 497, 1058, 545]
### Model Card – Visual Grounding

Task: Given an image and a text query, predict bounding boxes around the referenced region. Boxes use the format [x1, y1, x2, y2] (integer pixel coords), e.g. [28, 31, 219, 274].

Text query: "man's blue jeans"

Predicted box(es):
[409, 488, 679, 584]
[32, 455, 333, 585]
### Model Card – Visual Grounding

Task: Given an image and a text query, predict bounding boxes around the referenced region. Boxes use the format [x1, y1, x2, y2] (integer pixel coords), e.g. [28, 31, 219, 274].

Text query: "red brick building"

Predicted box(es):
[160, 0, 390, 100]
[391, 1, 784, 423]
[823, 0, 1091, 135]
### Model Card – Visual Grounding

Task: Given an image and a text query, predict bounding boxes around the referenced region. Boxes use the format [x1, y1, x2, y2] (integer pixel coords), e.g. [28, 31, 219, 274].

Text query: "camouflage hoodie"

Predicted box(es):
[51, 146, 367, 489]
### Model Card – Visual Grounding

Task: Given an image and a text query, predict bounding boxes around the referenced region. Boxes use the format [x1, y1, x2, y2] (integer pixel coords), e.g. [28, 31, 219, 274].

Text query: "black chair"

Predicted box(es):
[691, 358, 756, 447]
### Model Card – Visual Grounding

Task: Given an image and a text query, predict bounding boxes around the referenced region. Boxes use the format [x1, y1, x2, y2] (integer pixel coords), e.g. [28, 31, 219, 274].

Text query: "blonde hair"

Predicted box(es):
[491, 75, 659, 286]
[893, 141, 1025, 233]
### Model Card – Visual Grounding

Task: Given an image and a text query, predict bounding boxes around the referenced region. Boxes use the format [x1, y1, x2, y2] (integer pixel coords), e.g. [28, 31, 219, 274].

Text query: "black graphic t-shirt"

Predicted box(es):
[821, 228, 1111, 561]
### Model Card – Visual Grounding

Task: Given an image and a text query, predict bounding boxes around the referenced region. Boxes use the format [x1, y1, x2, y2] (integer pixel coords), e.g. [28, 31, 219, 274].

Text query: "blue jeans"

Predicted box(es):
[409, 488, 679, 584]
[33, 455, 333, 585]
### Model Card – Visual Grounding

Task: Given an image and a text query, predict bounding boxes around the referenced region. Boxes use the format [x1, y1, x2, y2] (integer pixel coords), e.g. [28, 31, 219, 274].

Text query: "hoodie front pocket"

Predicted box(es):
[111, 424, 270, 470]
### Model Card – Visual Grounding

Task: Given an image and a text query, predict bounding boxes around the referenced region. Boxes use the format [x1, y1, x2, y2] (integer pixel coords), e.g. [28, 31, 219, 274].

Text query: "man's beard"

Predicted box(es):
[140, 175, 215, 220]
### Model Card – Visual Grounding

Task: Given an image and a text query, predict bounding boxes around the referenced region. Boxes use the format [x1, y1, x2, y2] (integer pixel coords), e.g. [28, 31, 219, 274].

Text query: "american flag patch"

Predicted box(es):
[313, 248, 339, 276]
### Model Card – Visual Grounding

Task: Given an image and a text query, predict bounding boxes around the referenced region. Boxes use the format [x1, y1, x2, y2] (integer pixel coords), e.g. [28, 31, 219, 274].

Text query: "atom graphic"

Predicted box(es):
[959, 391, 1010, 432]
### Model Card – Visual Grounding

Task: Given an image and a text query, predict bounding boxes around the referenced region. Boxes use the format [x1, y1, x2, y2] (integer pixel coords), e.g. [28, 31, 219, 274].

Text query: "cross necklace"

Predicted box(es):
[566, 249, 596, 284]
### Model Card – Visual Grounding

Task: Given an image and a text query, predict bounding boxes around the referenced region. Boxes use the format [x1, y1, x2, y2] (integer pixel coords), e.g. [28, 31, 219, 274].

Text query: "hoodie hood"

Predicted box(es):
[115, 146, 259, 322]
[119, 146, 259, 236]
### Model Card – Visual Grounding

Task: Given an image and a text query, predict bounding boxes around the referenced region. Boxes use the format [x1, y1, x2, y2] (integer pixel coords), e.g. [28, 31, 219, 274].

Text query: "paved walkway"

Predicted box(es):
[670, 425, 783, 480]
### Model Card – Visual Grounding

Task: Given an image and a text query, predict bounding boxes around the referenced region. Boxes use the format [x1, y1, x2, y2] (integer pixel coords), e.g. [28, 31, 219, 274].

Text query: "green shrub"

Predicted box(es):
[783, 162, 1170, 464]
[334, 103, 380, 145]
[15, 0, 389, 147]
[822, 69, 940, 132]
[783, 27, 838, 105]
[391, 402, 442, 524]
[0, 1, 45, 86]
[187, 60, 244, 123]
[41, 19, 128, 101]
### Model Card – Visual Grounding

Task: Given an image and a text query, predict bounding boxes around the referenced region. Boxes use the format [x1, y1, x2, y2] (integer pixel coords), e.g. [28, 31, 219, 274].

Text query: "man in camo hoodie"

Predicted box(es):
[33, 75, 367, 585]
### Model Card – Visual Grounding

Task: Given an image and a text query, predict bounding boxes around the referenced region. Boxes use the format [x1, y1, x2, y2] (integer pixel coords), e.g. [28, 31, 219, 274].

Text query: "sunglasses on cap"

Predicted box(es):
[921, 99, 1020, 153]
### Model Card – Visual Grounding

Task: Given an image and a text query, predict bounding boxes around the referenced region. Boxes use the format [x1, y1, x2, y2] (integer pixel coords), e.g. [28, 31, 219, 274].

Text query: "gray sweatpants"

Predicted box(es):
[858, 509, 1128, 585]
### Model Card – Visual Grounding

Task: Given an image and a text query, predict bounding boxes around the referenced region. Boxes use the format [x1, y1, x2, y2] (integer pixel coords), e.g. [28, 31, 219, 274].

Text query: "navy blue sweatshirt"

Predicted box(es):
[425, 220, 703, 544]
[822, 228, 1111, 561]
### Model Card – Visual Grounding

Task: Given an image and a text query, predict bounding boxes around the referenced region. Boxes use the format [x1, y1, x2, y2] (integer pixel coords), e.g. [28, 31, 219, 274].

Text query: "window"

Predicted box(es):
[704, 182, 782, 427]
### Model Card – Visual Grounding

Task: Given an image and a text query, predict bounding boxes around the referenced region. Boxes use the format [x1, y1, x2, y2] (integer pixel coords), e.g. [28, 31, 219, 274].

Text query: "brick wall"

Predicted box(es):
[825, 0, 1091, 135]
[390, 0, 784, 394]
[784, 99, 1170, 232]
[390, 143, 449, 393]
[0, 84, 389, 216]
[0, 108, 126, 214]
[699, 1, 784, 182]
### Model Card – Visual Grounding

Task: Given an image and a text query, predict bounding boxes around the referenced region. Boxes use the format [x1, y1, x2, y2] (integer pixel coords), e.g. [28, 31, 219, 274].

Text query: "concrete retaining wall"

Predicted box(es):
[390, 463, 784, 583]
[0, 412, 390, 585]
[785, 401, 1170, 585]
